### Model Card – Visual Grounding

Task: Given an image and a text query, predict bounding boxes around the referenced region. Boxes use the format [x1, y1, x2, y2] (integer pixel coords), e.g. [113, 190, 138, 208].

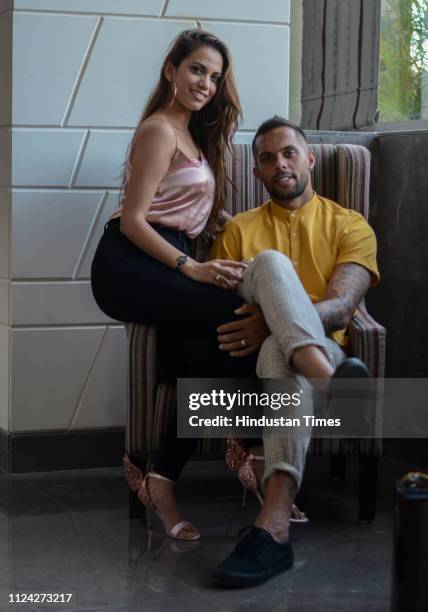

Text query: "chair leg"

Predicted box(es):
[330, 455, 347, 479]
[358, 455, 379, 523]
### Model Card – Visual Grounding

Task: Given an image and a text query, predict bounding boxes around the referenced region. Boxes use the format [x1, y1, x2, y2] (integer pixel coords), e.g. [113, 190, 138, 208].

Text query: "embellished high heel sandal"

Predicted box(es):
[226, 439, 308, 524]
[123, 455, 200, 542]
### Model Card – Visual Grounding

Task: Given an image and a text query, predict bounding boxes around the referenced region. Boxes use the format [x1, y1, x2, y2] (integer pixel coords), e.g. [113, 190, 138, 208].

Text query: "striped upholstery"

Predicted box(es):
[125, 143, 385, 464]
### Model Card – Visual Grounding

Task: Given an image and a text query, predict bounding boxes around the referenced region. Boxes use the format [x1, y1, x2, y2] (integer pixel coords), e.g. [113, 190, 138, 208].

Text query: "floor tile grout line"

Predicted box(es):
[38, 491, 111, 610]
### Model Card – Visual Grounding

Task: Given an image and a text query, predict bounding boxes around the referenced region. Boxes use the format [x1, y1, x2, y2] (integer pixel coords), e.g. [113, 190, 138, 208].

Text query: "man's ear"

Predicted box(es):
[164, 60, 175, 83]
[308, 150, 315, 171]
[253, 165, 261, 180]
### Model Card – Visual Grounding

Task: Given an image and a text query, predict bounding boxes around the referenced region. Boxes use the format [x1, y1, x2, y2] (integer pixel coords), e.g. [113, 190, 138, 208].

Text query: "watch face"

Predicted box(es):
[176, 255, 188, 268]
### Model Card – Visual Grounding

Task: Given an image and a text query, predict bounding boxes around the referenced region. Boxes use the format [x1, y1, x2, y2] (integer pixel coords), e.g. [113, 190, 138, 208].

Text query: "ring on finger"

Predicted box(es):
[240, 339, 246, 347]
[215, 273, 221, 281]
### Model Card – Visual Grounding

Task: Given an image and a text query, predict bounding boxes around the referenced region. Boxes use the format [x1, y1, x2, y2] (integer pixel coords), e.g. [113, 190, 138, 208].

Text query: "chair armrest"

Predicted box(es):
[348, 305, 386, 378]
[348, 305, 386, 453]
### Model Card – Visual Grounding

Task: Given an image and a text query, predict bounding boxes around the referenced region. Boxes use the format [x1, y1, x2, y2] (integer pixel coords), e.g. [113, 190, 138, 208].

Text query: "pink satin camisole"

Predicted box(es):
[146, 149, 215, 238]
[111, 128, 215, 239]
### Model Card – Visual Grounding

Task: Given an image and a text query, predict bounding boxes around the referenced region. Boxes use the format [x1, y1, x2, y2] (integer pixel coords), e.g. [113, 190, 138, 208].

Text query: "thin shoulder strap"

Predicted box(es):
[169, 122, 179, 154]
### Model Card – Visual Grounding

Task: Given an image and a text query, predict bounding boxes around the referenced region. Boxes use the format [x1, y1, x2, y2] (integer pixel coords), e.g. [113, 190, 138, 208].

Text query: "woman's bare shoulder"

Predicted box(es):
[134, 115, 176, 152]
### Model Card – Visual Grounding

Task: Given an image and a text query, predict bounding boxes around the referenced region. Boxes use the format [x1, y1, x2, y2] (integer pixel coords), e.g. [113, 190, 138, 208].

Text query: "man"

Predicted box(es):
[209, 116, 380, 587]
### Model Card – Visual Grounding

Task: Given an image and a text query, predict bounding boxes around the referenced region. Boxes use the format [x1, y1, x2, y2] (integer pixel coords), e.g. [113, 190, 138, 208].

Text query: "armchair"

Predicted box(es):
[124, 143, 386, 523]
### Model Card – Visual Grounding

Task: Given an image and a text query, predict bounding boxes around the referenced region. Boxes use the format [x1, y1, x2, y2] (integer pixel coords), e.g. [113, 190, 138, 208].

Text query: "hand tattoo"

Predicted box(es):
[315, 263, 371, 335]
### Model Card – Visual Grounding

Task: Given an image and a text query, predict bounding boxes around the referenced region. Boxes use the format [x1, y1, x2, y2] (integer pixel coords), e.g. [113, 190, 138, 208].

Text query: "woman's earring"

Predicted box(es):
[168, 82, 177, 108]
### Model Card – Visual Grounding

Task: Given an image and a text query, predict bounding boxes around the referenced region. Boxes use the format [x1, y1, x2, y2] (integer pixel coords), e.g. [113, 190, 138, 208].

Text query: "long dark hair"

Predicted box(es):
[120, 29, 242, 229]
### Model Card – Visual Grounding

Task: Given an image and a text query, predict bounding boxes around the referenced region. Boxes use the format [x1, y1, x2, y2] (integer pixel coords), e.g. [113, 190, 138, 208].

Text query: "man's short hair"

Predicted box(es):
[252, 116, 308, 159]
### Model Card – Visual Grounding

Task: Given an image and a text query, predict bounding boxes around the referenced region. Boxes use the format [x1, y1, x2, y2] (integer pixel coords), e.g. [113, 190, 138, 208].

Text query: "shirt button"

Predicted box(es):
[290, 212, 296, 218]
[292, 232, 297, 237]
[293, 260, 298, 266]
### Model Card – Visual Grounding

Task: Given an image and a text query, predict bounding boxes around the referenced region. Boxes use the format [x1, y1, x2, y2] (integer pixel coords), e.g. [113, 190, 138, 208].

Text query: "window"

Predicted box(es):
[379, 0, 428, 122]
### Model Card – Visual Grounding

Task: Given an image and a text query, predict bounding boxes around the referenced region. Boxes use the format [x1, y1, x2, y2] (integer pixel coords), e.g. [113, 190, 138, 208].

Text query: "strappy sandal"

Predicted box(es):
[123, 455, 200, 542]
[226, 439, 308, 524]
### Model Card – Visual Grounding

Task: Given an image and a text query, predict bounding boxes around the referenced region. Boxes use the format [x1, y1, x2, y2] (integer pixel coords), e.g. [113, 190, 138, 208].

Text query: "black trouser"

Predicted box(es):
[91, 219, 257, 480]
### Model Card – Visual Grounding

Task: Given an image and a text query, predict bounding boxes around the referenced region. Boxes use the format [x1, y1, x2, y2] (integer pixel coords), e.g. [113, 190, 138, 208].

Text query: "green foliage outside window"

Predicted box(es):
[379, 0, 428, 121]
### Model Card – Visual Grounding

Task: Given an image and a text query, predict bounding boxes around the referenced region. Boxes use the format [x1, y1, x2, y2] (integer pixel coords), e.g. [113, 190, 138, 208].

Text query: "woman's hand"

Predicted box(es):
[182, 259, 247, 291]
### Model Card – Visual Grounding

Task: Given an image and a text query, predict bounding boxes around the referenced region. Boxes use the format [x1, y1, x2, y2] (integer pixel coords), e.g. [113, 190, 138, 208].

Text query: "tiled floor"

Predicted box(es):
[0, 456, 412, 611]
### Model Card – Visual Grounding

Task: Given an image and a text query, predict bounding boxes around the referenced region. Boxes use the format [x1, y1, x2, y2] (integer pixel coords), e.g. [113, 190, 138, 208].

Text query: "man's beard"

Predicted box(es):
[269, 173, 309, 203]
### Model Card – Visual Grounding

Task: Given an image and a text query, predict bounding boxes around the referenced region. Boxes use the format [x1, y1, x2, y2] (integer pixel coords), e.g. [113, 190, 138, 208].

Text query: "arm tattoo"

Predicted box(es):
[315, 263, 371, 336]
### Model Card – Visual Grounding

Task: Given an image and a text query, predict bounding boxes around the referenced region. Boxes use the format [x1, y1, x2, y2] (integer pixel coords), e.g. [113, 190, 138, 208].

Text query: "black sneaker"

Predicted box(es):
[328, 357, 372, 436]
[213, 526, 294, 588]
[332, 357, 370, 380]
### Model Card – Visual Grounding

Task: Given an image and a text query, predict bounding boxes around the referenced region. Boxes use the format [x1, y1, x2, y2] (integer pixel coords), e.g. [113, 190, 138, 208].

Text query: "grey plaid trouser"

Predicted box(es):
[238, 250, 345, 489]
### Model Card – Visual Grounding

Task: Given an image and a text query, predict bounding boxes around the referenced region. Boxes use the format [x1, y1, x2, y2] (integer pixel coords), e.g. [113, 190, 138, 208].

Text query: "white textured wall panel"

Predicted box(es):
[0, 129, 11, 187]
[75, 130, 132, 188]
[68, 18, 186, 127]
[0, 280, 9, 324]
[202, 22, 289, 129]
[12, 281, 115, 325]
[6, 4, 291, 437]
[233, 132, 255, 145]
[0, 13, 12, 125]
[12, 13, 98, 125]
[14, 0, 163, 15]
[11, 327, 104, 432]
[12, 129, 86, 187]
[71, 326, 127, 429]
[11, 190, 103, 278]
[76, 191, 120, 279]
[166, 0, 290, 22]
[0, 188, 10, 279]
[0, 324, 9, 431]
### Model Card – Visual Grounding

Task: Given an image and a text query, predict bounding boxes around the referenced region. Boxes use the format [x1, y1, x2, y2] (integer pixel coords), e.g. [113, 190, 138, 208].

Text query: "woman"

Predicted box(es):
[92, 29, 251, 540]
[92, 29, 310, 541]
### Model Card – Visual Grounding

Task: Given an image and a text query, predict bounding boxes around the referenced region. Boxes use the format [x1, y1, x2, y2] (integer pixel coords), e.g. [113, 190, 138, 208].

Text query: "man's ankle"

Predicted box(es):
[254, 469, 297, 542]
[254, 517, 289, 543]
[264, 470, 297, 501]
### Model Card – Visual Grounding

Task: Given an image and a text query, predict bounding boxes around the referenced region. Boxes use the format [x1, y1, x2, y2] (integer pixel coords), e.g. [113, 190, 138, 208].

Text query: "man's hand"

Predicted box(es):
[217, 303, 270, 357]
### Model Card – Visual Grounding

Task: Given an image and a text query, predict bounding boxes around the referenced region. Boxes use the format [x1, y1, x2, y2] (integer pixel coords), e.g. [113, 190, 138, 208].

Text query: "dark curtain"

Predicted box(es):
[301, 0, 381, 130]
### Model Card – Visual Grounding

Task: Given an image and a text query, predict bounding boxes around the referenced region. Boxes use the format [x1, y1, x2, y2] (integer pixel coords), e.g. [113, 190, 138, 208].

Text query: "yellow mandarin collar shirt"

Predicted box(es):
[209, 192, 380, 346]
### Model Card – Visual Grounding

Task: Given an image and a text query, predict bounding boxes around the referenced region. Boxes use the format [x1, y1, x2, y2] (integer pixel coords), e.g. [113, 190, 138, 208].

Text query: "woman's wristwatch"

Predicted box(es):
[175, 255, 188, 271]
